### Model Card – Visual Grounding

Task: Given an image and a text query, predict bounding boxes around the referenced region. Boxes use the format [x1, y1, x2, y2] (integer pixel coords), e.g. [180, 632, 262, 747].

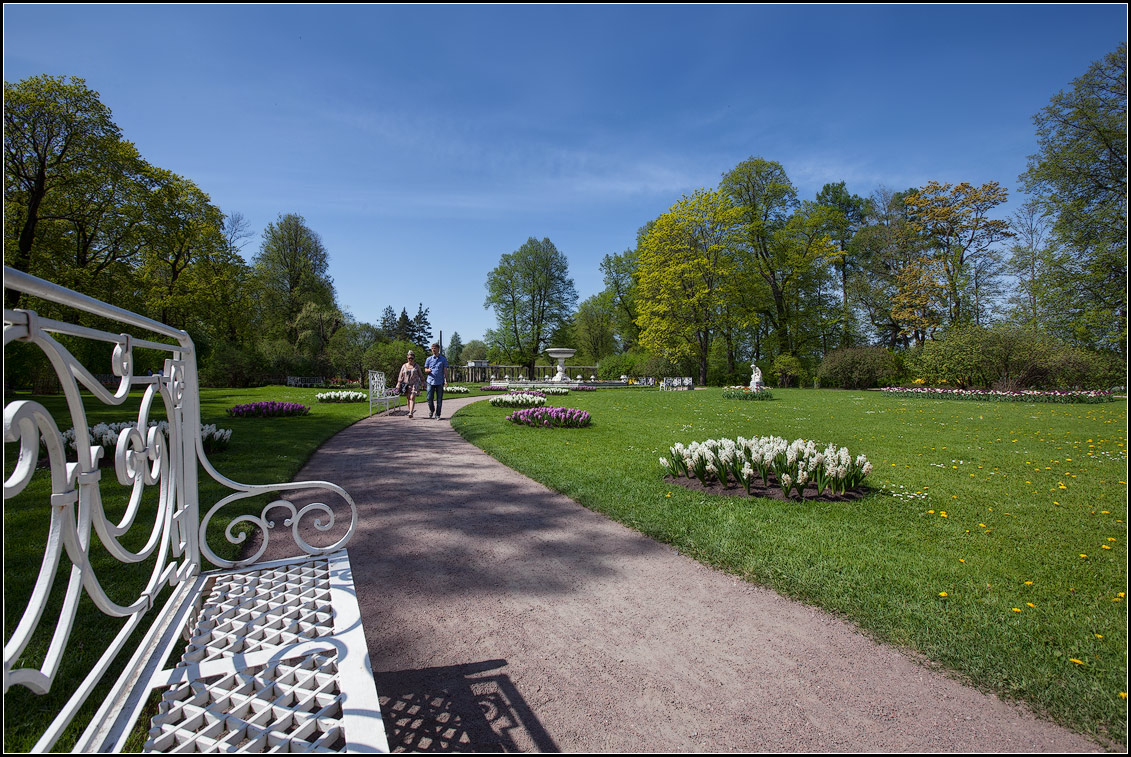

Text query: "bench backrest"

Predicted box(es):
[3, 267, 359, 751]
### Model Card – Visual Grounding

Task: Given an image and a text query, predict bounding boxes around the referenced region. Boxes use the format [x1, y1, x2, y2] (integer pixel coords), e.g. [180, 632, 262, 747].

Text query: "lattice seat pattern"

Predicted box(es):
[145, 649, 347, 752]
[181, 560, 336, 665]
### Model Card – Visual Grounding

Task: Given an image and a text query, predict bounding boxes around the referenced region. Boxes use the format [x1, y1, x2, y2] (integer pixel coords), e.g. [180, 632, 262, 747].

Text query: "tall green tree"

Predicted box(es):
[393, 308, 413, 342]
[720, 158, 839, 359]
[849, 187, 927, 348]
[410, 303, 432, 345]
[253, 213, 335, 343]
[5, 76, 121, 291]
[461, 339, 488, 362]
[599, 243, 643, 352]
[484, 237, 578, 377]
[446, 331, 465, 365]
[378, 305, 398, 336]
[635, 188, 745, 384]
[137, 168, 227, 329]
[572, 292, 619, 363]
[904, 180, 1013, 328]
[1005, 200, 1055, 329]
[1019, 43, 1127, 356]
[814, 181, 871, 347]
[328, 319, 380, 384]
[4, 75, 149, 309]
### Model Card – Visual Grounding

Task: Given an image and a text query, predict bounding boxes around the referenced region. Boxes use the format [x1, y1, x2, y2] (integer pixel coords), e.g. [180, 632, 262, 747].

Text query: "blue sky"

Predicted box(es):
[4, 4, 1126, 344]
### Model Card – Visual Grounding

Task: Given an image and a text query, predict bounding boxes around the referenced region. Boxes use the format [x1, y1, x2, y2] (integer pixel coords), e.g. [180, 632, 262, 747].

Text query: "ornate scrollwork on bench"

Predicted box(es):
[3, 267, 379, 753]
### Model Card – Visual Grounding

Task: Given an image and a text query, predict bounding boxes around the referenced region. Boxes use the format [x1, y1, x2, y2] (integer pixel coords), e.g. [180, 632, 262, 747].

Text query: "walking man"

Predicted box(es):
[424, 342, 448, 419]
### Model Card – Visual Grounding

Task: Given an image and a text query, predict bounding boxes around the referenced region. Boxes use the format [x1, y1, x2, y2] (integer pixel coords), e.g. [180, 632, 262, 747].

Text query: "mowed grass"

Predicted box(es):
[451, 387, 1128, 747]
[2, 385, 380, 752]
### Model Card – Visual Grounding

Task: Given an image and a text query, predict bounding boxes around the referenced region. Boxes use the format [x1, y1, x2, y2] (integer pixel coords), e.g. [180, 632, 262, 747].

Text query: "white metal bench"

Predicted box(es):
[368, 370, 402, 416]
[3, 268, 388, 753]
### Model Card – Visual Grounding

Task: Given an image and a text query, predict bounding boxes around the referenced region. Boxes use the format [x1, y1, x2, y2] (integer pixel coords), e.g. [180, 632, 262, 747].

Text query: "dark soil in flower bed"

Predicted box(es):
[663, 474, 867, 502]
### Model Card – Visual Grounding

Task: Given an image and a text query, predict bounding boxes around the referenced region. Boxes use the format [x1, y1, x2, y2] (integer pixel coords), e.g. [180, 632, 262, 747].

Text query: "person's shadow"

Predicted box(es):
[376, 659, 559, 752]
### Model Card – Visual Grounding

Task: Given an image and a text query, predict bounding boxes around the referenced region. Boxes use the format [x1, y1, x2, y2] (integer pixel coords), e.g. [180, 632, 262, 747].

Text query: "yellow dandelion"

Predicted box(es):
[1070, 658, 1085, 665]
[1027, 603, 1035, 608]
[938, 592, 948, 598]
[1095, 634, 1104, 639]
[1024, 580, 1033, 585]
[1012, 608, 1022, 613]
[1120, 692, 1127, 700]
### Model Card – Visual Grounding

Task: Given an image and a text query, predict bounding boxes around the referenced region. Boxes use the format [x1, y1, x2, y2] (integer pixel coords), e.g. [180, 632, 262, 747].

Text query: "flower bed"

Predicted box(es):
[541, 386, 570, 395]
[722, 386, 774, 401]
[480, 385, 510, 392]
[507, 406, 592, 428]
[227, 401, 310, 418]
[445, 385, 470, 394]
[881, 387, 1116, 403]
[489, 392, 546, 408]
[661, 436, 872, 499]
[46, 421, 232, 459]
[315, 390, 368, 403]
[573, 385, 597, 392]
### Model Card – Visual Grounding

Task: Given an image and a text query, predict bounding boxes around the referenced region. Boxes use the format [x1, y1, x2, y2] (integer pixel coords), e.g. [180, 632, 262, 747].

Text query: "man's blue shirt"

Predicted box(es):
[425, 354, 447, 386]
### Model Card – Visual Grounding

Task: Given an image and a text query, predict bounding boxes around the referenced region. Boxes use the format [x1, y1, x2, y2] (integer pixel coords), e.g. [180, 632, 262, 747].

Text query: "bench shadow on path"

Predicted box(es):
[375, 659, 559, 753]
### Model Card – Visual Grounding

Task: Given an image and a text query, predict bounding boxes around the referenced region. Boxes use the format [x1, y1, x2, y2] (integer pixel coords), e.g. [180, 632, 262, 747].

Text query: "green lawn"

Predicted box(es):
[5, 384, 1126, 749]
[451, 387, 1128, 747]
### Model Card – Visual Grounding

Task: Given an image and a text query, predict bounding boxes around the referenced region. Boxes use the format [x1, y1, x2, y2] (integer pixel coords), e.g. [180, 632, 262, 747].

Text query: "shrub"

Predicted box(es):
[771, 355, 803, 388]
[907, 325, 1122, 391]
[200, 342, 264, 387]
[817, 347, 902, 390]
[908, 326, 989, 388]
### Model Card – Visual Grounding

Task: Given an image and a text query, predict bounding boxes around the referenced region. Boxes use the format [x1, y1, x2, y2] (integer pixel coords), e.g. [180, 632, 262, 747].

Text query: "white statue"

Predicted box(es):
[750, 363, 764, 391]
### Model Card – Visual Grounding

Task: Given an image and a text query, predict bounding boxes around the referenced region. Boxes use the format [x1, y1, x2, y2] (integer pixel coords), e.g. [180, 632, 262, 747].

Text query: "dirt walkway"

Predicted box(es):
[260, 396, 1100, 752]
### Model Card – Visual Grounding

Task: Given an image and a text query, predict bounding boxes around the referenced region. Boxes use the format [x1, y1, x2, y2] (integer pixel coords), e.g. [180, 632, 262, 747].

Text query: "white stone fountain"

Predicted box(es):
[545, 348, 576, 382]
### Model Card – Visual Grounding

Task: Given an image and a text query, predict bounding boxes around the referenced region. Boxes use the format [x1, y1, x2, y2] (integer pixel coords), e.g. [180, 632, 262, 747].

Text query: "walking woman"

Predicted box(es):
[397, 349, 424, 418]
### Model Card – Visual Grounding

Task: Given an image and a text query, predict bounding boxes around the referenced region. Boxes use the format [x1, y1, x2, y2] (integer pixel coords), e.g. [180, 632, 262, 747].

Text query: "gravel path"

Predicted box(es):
[257, 395, 1100, 753]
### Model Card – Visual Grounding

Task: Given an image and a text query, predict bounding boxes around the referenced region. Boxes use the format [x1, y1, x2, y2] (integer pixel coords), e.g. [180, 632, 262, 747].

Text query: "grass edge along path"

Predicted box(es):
[449, 387, 1127, 749]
